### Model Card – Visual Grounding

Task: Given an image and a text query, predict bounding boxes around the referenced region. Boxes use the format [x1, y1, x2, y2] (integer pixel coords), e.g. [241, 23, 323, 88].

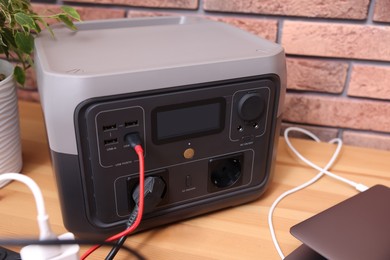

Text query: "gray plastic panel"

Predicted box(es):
[35, 16, 286, 158]
[36, 17, 281, 75]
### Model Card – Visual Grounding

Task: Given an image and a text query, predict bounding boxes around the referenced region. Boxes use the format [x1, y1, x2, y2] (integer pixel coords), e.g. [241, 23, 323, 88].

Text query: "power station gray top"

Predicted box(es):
[35, 16, 286, 155]
[37, 17, 282, 75]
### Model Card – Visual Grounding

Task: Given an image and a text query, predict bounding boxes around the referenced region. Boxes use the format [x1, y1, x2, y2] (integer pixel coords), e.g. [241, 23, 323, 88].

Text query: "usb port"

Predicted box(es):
[102, 124, 117, 131]
[125, 120, 139, 128]
[104, 138, 118, 146]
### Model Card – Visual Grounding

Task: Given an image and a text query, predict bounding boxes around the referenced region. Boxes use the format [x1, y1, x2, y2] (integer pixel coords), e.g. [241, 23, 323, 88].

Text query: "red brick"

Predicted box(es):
[282, 21, 390, 62]
[208, 17, 278, 42]
[343, 131, 390, 151]
[64, 0, 198, 9]
[203, 0, 369, 19]
[128, 11, 171, 18]
[281, 123, 339, 142]
[32, 4, 126, 21]
[286, 58, 348, 93]
[283, 94, 390, 133]
[127, 11, 278, 42]
[69, 7, 125, 20]
[348, 64, 390, 100]
[373, 0, 390, 23]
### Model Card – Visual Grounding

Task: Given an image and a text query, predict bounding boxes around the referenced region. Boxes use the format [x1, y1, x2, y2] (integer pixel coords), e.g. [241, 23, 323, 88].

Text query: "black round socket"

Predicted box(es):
[210, 158, 242, 188]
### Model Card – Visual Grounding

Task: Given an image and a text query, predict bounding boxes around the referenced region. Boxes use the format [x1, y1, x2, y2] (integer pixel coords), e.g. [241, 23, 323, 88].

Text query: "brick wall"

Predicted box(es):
[25, 0, 390, 150]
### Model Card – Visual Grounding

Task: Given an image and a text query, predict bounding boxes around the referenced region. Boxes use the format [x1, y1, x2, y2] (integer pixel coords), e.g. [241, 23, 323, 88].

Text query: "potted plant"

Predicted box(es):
[0, 0, 80, 186]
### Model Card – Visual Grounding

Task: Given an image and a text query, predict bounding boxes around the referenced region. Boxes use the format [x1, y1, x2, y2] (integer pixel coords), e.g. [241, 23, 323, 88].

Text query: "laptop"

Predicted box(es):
[285, 185, 390, 260]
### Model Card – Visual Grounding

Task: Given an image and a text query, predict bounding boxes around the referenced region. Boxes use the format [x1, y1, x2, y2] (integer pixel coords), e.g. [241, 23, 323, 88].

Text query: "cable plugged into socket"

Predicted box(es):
[125, 132, 143, 149]
[105, 176, 166, 260]
[132, 176, 166, 214]
[0, 173, 80, 260]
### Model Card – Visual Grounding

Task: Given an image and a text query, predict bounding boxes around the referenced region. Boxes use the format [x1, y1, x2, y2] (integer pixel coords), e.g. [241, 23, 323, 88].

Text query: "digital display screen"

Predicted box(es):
[152, 98, 225, 144]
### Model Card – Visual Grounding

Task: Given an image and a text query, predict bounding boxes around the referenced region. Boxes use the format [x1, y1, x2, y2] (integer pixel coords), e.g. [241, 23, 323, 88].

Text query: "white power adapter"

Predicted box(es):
[0, 174, 80, 260]
[20, 233, 79, 260]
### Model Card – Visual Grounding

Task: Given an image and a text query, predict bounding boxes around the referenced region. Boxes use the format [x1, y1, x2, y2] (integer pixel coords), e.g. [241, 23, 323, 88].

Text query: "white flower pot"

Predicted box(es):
[0, 60, 22, 187]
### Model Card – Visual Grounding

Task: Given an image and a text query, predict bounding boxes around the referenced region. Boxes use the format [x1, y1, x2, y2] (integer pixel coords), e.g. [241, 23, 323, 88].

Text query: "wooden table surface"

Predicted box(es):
[1, 100, 390, 259]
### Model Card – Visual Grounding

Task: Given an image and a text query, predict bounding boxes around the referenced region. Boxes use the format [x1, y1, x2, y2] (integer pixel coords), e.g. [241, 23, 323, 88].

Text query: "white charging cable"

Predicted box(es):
[268, 127, 369, 259]
[284, 127, 368, 192]
[0, 173, 79, 260]
[0, 173, 54, 240]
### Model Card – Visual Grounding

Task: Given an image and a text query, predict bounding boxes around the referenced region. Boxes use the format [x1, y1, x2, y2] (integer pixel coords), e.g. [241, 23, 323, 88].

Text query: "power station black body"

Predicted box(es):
[34, 17, 286, 238]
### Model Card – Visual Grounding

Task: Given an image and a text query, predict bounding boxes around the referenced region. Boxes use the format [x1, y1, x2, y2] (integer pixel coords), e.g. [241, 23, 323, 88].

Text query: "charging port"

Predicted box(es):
[104, 138, 118, 146]
[125, 120, 139, 128]
[102, 124, 117, 131]
[208, 153, 243, 191]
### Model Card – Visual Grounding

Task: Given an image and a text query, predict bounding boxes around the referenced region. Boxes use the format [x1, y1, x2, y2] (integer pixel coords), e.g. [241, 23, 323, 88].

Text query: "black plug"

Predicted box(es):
[132, 176, 166, 214]
[106, 177, 166, 260]
[124, 176, 165, 229]
[124, 132, 142, 149]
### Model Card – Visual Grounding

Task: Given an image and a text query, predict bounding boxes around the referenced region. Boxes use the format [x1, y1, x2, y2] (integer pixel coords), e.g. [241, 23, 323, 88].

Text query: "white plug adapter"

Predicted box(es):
[20, 232, 79, 260]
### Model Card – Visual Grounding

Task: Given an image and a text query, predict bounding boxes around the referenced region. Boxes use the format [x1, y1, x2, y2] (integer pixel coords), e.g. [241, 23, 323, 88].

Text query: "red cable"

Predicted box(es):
[81, 145, 145, 259]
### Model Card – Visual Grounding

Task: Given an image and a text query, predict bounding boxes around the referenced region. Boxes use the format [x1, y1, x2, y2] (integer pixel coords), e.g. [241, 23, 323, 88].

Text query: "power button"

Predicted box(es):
[183, 148, 195, 159]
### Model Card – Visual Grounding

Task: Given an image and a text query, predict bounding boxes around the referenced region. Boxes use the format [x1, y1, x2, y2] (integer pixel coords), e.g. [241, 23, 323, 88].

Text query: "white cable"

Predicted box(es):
[283, 127, 368, 192]
[268, 128, 342, 259]
[0, 173, 55, 240]
[268, 127, 369, 259]
[0, 173, 80, 259]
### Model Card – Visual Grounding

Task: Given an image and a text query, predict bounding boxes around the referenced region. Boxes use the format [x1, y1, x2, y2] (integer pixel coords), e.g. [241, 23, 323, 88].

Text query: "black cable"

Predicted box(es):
[105, 176, 166, 260]
[105, 233, 129, 260]
[0, 238, 146, 260]
[105, 207, 139, 260]
[104, 133, 165, 259]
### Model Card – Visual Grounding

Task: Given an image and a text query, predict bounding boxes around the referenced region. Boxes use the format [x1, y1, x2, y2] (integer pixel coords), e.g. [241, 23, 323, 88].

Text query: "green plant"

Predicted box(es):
[0, 0, 80, 85]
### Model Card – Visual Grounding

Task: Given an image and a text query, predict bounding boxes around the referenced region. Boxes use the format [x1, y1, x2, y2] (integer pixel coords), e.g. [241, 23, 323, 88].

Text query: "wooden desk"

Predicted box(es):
[1, 100, 390, 259]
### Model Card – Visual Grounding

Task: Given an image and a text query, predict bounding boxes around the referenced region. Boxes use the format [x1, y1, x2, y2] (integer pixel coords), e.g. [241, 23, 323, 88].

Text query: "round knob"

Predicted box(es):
[237, 93, 265, 122]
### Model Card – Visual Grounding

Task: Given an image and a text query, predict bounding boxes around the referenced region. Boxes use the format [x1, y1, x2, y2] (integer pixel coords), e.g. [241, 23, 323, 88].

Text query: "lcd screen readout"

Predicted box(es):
[153, 98, 225, 143]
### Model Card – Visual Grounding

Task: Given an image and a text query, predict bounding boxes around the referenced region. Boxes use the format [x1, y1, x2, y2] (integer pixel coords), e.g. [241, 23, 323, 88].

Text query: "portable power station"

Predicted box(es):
[34, 16, 286, 238]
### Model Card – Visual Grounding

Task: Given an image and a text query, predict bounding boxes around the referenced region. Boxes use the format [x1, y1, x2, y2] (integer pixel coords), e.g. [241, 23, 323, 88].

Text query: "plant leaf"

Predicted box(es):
[14, 12, 36, 32]
[13, 66, 26, 86]
[15, 31, 34, 54]
[2, 28, 16, 48]
[33, 20, 42, 33]
[0, 33, 6, 46]
[0, 36, 10, 57]
[60, 6, 81, 21]
[35, 16, 55, 38]
[57, 14, 77, 31]
[26, 54, 34, 67]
